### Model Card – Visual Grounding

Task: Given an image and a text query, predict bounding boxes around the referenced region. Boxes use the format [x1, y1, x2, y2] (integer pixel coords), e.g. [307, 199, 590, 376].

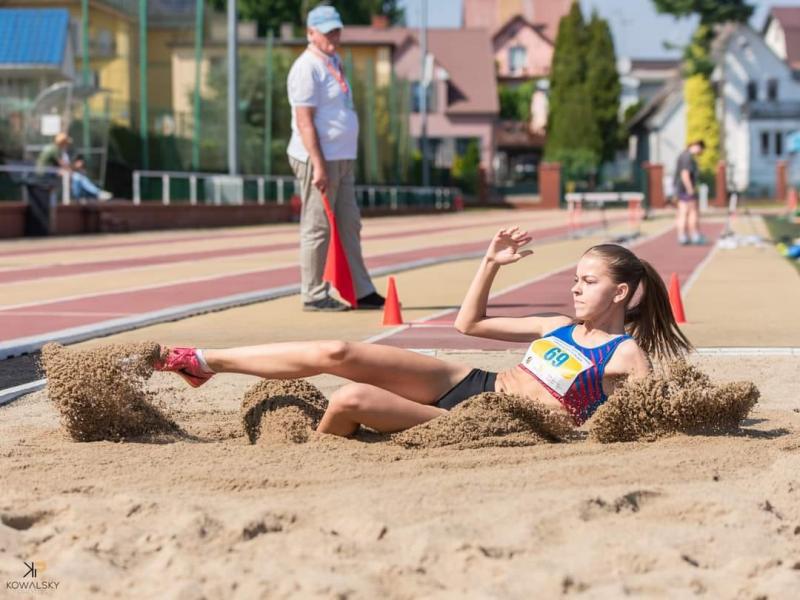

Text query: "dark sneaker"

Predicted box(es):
[690, 234, 707, 245]
[303, 296, 351, 312]
[356, 291, 386, 310]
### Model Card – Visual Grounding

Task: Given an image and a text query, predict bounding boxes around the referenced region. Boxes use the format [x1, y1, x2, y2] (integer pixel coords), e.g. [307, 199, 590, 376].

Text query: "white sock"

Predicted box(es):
[195, 349, 215, 373]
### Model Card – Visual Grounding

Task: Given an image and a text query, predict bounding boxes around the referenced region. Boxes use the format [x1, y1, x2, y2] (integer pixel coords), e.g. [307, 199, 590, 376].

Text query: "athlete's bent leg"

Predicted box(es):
[318, 383, 447, 436]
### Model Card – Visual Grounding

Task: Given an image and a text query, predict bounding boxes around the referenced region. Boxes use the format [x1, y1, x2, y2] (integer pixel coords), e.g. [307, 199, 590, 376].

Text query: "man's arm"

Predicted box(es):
[680, 168, 694, 196]
[294, 107, 328, 194]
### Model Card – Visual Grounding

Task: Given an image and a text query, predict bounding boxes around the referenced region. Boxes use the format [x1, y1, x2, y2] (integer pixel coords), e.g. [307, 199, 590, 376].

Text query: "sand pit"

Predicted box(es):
[587, 360, 760, 443]
[393, 392, 574, 449]
[41, 342, 181, 442]
[240, 379, 327, 444]
[242, 383, 574, 449]
[3, 350, 798, 598]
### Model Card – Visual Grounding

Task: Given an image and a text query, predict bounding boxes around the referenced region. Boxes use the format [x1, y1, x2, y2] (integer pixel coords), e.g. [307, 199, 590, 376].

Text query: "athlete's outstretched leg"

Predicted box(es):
[167, 341, 470, 405]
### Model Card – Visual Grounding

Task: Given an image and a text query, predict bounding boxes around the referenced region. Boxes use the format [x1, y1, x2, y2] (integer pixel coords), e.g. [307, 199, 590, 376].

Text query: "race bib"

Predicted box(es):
[520, 336, 594, 396]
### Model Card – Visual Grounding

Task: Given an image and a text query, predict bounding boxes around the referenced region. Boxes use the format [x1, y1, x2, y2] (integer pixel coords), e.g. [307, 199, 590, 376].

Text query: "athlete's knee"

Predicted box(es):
[315, 340, 350, 366]
[328, 383, 371, 414]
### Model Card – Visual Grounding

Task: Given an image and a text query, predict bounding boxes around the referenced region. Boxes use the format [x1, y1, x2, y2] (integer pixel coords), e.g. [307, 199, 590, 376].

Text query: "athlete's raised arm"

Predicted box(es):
[454, 227, 571, 342]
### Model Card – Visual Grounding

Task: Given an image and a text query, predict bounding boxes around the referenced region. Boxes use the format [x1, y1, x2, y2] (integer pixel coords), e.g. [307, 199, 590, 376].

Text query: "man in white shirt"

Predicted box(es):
[287, 5, 384, 312]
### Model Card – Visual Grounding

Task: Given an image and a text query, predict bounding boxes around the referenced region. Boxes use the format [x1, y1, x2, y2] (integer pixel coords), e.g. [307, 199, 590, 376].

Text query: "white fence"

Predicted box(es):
[0, 165, 72, 205]
[132, 170, 461, 210]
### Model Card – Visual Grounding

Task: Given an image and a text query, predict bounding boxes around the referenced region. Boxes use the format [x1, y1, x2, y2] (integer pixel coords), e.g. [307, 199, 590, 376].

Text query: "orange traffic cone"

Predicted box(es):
[668, 272, 686, 324]
[320, 194, 357, 308]
[382, 276, 403, 326]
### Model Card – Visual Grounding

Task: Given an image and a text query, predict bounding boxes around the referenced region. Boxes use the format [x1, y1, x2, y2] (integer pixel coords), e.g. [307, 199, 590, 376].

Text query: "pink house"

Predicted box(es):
[492, 16, 555, 80]
[344, 26, 499, 180]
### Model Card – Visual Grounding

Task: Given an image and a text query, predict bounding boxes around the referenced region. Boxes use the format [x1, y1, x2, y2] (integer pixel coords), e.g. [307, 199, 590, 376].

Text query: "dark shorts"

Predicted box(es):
[435, 369, 497, 411]
[677, 193, 698, 203]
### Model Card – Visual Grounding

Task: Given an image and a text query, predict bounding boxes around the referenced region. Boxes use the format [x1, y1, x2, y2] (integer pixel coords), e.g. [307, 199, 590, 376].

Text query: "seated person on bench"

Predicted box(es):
[37, 133, 112, 201]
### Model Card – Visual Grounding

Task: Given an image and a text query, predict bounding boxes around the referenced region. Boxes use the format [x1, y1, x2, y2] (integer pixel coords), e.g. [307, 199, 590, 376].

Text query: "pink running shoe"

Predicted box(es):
[154, 347, 214, 388]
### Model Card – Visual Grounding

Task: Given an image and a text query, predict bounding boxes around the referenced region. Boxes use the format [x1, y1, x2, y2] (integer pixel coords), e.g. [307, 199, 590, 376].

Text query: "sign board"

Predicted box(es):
[41, 115, 61, 136]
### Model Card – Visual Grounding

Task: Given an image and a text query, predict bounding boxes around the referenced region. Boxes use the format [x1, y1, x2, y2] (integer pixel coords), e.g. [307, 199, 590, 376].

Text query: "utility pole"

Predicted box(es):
[81, 0, 90, 166]
[227, 0, 239, 175]
[139, 0, 148, 169]
[191, 0, 205, 171]
[420, 0, 430, 187]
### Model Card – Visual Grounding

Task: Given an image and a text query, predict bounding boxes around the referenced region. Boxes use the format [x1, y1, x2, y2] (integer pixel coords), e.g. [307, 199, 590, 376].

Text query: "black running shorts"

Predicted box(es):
[435, 369, 497, 411]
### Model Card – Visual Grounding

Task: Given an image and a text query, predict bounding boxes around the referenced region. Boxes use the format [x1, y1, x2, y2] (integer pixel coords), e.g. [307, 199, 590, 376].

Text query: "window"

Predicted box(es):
[508, 46, 527, 75]
[412, 81, 436, 113]
[776, 131, 784, 156]
[761, 131, 770, 156]
[747, 81, 758, 102]
[767, 78, 779, 101]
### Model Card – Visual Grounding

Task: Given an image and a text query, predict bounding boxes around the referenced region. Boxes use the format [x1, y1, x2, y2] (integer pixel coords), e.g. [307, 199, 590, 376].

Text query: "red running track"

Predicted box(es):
[0, 212, 564, 281]
[0, 216, 617, 343]
[377, 224, 722, 350]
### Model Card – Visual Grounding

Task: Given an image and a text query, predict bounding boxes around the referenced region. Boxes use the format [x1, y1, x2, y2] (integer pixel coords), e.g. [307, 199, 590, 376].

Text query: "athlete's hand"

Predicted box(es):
[485, 226, 533, 265]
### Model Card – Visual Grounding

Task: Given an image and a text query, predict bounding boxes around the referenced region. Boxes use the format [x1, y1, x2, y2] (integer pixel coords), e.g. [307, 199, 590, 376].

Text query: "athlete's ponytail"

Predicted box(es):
[585, 244, 693, 359]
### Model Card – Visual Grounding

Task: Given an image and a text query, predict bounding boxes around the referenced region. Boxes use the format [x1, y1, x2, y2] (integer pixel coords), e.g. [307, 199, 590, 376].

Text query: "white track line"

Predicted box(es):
[0, 379, 46, 407]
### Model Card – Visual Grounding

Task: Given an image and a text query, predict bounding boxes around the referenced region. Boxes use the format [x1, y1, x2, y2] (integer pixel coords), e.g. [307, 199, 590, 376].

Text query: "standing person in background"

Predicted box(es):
[286, 5, 385, 312]
[673, 140, 706, 245]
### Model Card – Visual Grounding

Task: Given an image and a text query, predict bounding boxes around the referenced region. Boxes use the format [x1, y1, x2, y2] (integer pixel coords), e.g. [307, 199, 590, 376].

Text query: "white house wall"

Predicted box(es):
[720, 26, 800, 195]
[764, 18, 787, 61]
[648, 96, 686, 187]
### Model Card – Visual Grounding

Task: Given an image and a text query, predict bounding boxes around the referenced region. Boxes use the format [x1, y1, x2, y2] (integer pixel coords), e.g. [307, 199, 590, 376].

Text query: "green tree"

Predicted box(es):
[685, 73, 719, 173]
[586, 11, 620, 163]
[498, 81, 535, 121]
[451, 140, 481, 195]
[652, 0, 752, 174]
[211, 0, 404, 36]
[545, 1, 599, 183]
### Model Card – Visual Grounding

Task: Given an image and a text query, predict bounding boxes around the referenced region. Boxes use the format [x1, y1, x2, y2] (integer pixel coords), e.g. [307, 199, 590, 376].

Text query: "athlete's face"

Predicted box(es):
[571, 254, 629, 319]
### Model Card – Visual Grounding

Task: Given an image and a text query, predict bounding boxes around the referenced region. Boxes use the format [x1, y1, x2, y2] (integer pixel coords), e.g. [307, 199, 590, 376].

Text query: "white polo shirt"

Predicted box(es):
[286, 47, 359, 162]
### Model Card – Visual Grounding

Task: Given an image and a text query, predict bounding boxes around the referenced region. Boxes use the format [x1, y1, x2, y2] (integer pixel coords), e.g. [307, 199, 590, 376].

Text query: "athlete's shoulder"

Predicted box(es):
[608, 338, 651, 377]
[539, 315, 573, 335]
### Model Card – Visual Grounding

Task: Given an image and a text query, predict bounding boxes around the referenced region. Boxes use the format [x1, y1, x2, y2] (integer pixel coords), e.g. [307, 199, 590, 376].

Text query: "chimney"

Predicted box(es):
[280, 22, 294, 40]
[371, 14, 390, 29]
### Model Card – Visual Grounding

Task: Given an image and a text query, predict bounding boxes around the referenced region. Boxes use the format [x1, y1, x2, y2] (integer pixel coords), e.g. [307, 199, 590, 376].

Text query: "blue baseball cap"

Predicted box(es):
[307, 5, 344, 33]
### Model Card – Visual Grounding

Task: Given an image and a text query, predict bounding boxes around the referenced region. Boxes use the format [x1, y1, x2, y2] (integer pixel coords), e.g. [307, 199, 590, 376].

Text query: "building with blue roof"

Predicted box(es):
[0, 8, 75, 109]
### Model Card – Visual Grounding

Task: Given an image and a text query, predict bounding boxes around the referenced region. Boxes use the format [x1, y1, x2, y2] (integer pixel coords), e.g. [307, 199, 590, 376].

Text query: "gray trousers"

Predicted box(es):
[289, 157, 375, 303]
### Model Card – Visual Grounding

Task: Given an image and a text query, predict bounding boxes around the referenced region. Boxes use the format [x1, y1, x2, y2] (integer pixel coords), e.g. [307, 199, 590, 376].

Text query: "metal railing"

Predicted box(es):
[132, 170, 461, 210]
[0, 165, 71, 205]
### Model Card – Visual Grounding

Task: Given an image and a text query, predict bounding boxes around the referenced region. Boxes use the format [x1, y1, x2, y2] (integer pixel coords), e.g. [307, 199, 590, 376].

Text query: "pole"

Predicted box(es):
[81, 0, 90, 166]
[227, 0, 239, 175]
[191, 0, 205, 171]
[139, 0, 149, 170]
[420, 0, 430, 187]
[264, 29, 274, 176]
[389, 65, 399, 184]
[365, 57, 379, 183]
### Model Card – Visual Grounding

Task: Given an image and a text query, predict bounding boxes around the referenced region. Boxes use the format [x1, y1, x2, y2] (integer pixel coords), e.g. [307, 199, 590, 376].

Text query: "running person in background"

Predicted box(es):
[156, 228, 692, 436]
[673, 140, 706, 245]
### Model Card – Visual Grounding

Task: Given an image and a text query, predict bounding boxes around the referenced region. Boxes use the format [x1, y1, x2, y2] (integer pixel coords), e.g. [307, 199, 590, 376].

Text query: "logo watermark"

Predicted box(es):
[6, 560, 60, 592]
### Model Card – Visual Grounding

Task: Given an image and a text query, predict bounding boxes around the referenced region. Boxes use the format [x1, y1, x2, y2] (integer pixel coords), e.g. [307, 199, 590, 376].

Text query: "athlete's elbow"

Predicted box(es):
[454, 319, 474, 335]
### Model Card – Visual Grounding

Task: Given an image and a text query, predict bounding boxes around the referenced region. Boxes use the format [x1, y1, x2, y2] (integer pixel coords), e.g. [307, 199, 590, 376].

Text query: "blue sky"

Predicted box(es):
[398, 0, 800, 59]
